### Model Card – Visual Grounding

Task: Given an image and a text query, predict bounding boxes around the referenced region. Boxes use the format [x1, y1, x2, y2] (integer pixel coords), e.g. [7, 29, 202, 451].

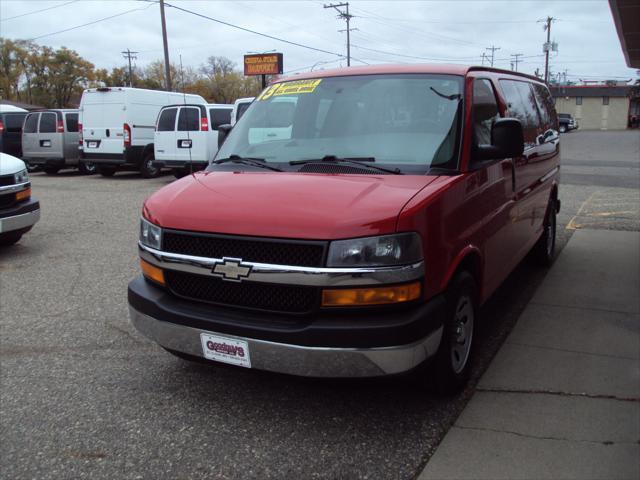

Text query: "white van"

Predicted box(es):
[230, 97, 254, 126]
[78, 87, 206, 177]
[154, 103, 232, 178]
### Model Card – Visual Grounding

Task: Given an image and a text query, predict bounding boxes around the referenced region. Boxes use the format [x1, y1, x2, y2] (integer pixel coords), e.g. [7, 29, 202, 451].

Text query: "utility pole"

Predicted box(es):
[121, 49, 138, 87]
[159, 0, 172, 91]
[485, 45, 500, 67]
[481, 52, 487, 66]
[324, 2, 354, 66]
[510, 53, 523, 72]
[541, 16, 555, 84]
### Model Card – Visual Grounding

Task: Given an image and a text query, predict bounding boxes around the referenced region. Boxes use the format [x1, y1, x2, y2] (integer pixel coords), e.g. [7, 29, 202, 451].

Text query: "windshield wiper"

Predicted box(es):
[290, 155, 402, 175]
[213, 154, 283, 172]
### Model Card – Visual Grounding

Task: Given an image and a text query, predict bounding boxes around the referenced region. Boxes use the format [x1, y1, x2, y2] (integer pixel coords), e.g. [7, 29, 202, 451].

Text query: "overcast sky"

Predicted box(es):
[1, 0, 637, 83]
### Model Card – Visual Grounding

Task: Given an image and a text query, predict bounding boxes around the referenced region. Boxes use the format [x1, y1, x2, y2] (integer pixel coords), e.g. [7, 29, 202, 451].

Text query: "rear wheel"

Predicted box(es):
[98, 166, 116, 177]
[420, 271, 477, 395]
[43, 166, 60, 175]
[533, 197, 557, 266]
[0, 231, 23, 246]
[173, 168, 187, 179]
[140, 151, 160, 178]
[78, 161, 96, 175]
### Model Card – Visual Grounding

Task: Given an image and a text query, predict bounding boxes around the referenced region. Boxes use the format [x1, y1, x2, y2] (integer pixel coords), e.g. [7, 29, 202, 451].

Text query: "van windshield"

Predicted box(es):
[214, 74, 464, 174]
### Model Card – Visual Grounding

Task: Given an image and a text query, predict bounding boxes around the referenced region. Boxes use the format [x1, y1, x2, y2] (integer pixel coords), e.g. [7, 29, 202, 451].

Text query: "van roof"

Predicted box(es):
[29, 108, 78, 113]
[279, 64, 544, 84]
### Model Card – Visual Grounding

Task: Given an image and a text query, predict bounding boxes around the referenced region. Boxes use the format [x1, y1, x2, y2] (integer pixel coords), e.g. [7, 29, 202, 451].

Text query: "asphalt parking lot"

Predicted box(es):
[1, 130, 638, 479]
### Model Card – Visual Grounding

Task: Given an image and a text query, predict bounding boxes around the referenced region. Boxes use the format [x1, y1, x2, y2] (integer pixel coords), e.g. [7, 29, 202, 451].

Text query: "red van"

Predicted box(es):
[129, 65, 560, 393]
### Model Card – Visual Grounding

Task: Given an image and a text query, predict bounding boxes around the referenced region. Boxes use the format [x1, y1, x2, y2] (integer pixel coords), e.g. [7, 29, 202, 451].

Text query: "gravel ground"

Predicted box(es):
[1, 130, 638, 479]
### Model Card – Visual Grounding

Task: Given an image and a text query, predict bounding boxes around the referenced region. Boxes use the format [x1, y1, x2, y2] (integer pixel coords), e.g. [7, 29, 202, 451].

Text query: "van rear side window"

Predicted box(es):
[210, 108, 231, 130]
[65, 113, 79, 132]
[24, 113, 39, 133]
[177, 107, 199, 131]
[158, 108, 177, 131]
[3, 113, 27, 132]
[40, 112, 57, 133]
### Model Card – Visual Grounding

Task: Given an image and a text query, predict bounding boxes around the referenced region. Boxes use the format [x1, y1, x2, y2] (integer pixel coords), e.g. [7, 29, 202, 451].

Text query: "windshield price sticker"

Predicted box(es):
[258, 79, 322, 101]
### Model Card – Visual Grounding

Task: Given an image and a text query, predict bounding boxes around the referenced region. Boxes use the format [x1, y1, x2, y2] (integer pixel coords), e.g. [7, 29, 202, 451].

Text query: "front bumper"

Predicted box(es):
[128, 276, 445, 377]
[0, 198, 40, 234]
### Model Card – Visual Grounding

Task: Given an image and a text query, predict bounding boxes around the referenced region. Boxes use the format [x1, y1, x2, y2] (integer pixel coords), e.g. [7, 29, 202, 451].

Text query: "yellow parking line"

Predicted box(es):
[566, 191, 598, 230]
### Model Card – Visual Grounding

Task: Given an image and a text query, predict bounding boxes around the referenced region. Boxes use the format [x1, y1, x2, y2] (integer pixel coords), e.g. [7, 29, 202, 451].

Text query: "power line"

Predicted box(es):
[162, 2, 345, 58]
[351, 44, 481, 62]
[122, 49, 139, 87]
[485, 45, 500, 67]
[28, 4, 154, 41]
[511, 53, 523, 71]
[324, 2, 355, 67]
[1, 0, 79, 22]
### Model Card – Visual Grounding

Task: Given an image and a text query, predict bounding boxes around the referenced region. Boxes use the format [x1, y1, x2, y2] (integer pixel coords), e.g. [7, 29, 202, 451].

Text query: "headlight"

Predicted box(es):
[140, 217, 162, 250]
[327, 233, 423, 267]
[14, 169, 29, 184]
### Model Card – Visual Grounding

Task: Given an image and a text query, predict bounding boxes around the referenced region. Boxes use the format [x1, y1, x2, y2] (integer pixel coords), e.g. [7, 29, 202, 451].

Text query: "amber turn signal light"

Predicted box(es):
[140, 258, 165, 286]
[16, 187, 31, 202]
[321, 281, 421, 307]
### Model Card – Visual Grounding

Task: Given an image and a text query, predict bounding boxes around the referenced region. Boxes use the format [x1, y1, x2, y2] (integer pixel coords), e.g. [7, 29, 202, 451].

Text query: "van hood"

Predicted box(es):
[144, 171, 439, 239]
[0, 153, 27, 176]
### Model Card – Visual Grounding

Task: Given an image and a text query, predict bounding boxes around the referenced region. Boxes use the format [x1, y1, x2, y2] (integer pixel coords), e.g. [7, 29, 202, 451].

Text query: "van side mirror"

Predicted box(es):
[476, 118, 524, 161]
[218, 124, 232, 148]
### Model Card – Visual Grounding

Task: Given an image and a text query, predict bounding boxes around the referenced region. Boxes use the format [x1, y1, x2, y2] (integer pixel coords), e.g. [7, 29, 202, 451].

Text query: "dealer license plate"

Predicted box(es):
[200, 333, 251, 368]
[87, 141, 98, 148]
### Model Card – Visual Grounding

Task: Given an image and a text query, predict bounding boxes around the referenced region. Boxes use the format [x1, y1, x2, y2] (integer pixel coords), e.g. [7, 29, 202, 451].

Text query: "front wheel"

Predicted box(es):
[559, 125, 566, 133]
[533, 198, 557, 266]
[140, 151, 160, 178]
[422, 272, 477, 395]
[78, 161, 96, 175]
[98, 166, 116, 177]
[0, 231, 23, 246]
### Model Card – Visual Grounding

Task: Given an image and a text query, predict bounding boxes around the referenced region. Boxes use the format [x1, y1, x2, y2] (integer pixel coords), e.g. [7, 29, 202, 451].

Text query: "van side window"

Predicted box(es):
[65, 113, 78, 132]
[39, 112, 57, 133]
[210, 109, 231, 130]
[158, 108, 177, 131]
[472, 79, 500, 146]
[177, 107, 199, 131]
[499, 80, 540, 147]
[23, 113, 38, 133]
[532, 84, 555, 129]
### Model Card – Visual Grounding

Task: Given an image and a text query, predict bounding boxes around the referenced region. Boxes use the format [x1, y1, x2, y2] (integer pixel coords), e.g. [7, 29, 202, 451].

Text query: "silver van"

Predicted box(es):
[22, 109, 95, 175]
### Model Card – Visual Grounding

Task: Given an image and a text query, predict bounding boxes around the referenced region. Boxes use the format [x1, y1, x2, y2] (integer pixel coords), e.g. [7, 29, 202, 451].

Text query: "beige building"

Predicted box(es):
[550, 85, 634, 130]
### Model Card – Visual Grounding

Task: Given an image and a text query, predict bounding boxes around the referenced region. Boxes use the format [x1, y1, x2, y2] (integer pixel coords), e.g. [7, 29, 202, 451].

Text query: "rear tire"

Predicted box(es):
[78, 161, 96, 175]
[533, 197, 557, 266]
[173, 168, 187, 179]
[140, 151, 160, 178]
[98, 166, 116, 177]
[420, 271, 477, 395]
[43, 166, 60, 175]
[0, 231, 23, 246]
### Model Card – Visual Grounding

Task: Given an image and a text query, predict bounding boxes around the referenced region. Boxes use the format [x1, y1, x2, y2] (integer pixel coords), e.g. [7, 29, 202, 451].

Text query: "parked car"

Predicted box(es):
[558, 113, 578, 133]
[78, 87, 206, 177]
[230, 97, 254, 125]
[153, 103, 233, 178]
[129, 65, 560, 393]
[21, 109, 93, 175]
[0, 106, 28, 159]
[0, 152, 40, 246]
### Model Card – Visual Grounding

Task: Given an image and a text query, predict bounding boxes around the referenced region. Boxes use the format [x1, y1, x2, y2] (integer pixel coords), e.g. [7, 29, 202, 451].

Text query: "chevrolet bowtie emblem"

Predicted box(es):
[212, 258, 252, 282]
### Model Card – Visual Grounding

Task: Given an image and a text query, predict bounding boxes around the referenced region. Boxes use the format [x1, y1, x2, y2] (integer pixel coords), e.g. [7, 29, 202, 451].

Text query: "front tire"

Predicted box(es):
[0, 231, 23, 246]
[559, 125, 566, 133]
[428, 272, 477, 395]
[43, 166, 60, 175]
[78, 161, 96, 175]
[98, 166, 116, 177]
[173, 168, 187, 179]
[140, 151, 160, 178]
[533, 198, 557, 266]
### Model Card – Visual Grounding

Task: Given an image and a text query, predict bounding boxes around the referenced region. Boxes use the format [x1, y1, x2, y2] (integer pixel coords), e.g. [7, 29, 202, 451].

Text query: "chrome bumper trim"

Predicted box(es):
[0, 208, 40, 234]
[0, 181, 29, 194]
[139, 242, 424, 287]
[129, 306, 443, 377]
